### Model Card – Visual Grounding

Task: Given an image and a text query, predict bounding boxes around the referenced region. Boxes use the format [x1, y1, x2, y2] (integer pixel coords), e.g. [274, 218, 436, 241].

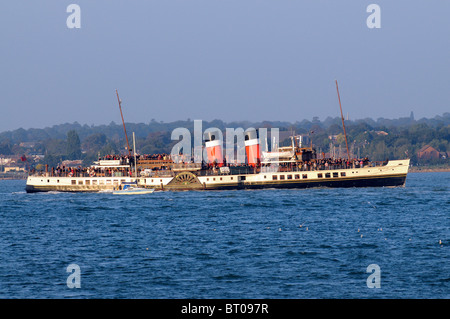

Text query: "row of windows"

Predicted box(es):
[271, 174, 306, 180]
[70, 179, 126, 185]
[147, 179, 165, 183]
[55, 171, 349, 186]
[206, 177, 232, 182]
[67, 178, 166, 185]
[317, 172, 346, 178]
[200, 172, 347, 183]
[146, 172, 349, 184]
[271, 171, 346, 181]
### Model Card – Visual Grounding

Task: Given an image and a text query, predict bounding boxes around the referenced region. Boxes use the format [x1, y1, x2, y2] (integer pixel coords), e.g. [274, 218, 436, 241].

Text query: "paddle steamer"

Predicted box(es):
[25, 85, 410, 193]
[25, 135, 410, 193]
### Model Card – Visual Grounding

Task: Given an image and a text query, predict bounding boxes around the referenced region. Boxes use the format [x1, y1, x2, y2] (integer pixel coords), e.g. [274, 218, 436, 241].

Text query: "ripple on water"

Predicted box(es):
[0, 174, 448, 298]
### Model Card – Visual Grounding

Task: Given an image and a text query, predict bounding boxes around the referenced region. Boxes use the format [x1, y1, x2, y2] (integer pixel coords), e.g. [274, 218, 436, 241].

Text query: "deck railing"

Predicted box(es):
[29, 160, 388, 178]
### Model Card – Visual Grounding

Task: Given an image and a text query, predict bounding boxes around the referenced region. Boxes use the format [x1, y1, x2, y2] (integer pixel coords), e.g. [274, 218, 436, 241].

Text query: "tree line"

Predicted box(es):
[0, 112, 448, 167]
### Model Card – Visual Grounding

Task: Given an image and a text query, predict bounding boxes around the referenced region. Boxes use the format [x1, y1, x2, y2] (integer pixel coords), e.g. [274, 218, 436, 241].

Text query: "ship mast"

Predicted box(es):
[335, 80, 350, 161]
[132, 132, 138, 180]
[116, 89, 132, 157]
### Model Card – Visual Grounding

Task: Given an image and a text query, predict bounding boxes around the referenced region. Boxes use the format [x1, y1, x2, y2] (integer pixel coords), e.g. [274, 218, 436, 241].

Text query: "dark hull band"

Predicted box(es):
[25, 185, 108, 193]
[202, 175, 407, 191]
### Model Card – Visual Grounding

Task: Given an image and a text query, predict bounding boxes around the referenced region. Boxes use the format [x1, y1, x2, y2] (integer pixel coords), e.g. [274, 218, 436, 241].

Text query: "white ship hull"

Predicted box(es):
[26, 159, 410, 192]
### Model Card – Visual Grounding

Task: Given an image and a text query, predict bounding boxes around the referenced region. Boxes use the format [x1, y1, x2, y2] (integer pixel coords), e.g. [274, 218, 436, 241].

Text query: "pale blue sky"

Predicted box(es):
[0, 1, 449, 131]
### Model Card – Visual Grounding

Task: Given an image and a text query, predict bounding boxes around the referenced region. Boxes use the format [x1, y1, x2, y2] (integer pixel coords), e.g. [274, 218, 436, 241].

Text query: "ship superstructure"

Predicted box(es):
[26, 133, 409, 193]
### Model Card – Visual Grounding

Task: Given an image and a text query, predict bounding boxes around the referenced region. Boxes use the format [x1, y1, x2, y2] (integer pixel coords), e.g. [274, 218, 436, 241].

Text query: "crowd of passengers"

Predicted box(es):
[30, 153, 377, 177]
[100, 153, 171, 163]
[203, 157, 372, 172]
[29, 165, 136, 178]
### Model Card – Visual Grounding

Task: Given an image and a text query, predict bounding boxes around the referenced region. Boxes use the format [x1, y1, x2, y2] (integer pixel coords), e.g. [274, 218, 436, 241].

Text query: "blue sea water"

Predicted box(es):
[0, 173, 448, 299]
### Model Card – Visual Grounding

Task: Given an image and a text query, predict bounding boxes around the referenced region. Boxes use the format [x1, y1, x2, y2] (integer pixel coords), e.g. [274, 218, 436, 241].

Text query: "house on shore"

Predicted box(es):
[417, 145, 447, 160]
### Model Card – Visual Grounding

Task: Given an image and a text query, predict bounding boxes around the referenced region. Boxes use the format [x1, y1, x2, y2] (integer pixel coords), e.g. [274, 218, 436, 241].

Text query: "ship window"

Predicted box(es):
[240, 176, 246, 181]
[295, 174, 300, 179]
[231, 177, 233, 180]
[121, 179, 125, 183]
[92, 180, 97, 185]
[72, 180, 76, 185]
[318, 173, 323, 178]
[264, 175, 267, 179]
[47, 179, 50, 183]
[106, 180, 111, 184]
[78, 180, 83, 185]
[333, 172, 339, 178]
[220, 177, 223, 181]
[151, 179, 154, 183]
[213, 178, 216, 181]
[302, 174, 308, 179]
[57, 180, 59, 183]
[287, 175, 292, 180]
[85, 180, 90, 185]
[340, 172, 346, 177]
[99, 180, 104, 185]
[325, 173, 331, 178]
[207, 178, 209, 181]
[279, 175, 285, 180]
[273, 175, 278, 180]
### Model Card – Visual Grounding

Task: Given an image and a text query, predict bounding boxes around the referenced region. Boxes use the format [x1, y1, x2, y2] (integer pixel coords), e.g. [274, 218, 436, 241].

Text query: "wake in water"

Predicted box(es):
[98, 189, 114, 193]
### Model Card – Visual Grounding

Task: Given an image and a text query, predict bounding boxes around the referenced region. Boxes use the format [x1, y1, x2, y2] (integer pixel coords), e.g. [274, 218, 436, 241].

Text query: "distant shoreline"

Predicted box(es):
[0, 172, 27, 180]
[409, 167, 450, 173]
